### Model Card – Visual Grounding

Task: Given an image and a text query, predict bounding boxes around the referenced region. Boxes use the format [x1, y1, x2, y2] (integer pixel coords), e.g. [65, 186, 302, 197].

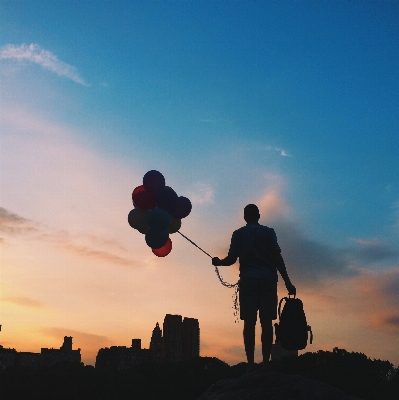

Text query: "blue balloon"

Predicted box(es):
[147, 208, 171, 231]
[145, 228, 169, 249]
[172, 196, 192, 219]
[157, 187, 178, 214]
[143, 170, 165, 194]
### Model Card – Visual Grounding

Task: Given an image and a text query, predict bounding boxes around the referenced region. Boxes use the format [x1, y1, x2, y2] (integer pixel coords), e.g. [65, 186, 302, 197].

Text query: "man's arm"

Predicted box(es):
[272, 250, 296, 296]
[212, 255, 237, 266]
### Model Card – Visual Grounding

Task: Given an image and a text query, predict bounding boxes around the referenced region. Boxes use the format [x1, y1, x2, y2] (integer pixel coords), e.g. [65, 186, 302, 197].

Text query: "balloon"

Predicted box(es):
[152, 238, 172, 257]
[157, 187, 178, 214]
[172, 196, 192, 219]
[132, 185, 156, 210]
[145, 228, 169, 249]
[147, 208, 171, 231]
[143, 170, 165, 194]
[128, 208, 150, 234]
[169, 217, 181, 234]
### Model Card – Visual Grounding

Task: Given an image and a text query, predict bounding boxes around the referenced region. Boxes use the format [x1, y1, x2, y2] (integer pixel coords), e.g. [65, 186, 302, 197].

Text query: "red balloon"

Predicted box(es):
[152, 238, 172, 257]
[132, 185, 156, 209]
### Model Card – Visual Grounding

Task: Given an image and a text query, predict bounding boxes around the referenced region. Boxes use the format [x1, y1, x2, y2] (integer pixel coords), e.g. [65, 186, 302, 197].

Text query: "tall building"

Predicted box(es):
[149, 322, 162, 361]
[182, 317, 200, 360]
[163, 314, 183, 362]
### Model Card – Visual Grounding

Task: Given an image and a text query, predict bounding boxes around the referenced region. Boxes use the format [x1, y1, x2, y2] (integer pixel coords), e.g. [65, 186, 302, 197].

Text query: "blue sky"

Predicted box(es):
[1, 1, 399, 366]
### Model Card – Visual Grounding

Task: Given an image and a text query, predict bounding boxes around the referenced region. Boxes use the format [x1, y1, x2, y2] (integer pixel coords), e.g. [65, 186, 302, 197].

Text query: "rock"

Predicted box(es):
[196, 369, 362, 400]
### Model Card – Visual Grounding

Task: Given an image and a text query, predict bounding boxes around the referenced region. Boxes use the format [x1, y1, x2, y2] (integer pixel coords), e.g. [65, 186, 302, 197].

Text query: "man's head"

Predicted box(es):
[244, 204, 260, 223]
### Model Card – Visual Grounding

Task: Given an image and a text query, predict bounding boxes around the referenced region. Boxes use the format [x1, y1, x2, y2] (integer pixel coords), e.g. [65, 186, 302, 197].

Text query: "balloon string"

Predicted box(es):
[177, 231, 239, 289]
[177, 231, 212, 258]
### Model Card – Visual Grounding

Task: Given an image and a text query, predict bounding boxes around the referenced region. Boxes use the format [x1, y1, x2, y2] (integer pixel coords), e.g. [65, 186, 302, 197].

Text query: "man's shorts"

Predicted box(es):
[239, 277, 278, 322]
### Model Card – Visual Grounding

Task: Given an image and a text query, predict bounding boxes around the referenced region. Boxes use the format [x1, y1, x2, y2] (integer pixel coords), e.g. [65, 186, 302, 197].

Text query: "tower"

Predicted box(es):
[163, 314, 183, 362]
[182, 317, 200, 359]
[60, 336, 73, 352]
[149, 322, 163, 360]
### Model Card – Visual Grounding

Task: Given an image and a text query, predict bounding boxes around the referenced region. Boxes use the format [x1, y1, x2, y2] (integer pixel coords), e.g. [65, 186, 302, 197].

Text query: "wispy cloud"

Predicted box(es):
[2, 296, 44, 308]
[0, 43, 87, 85]
[0, 207, 38, 235]
[352, 267, 399, 332]
[266, 146, 291, 157]
[0, 207, 134, 267]
[352, 238, 399, 262]
[41, 327, 110, 346]
[273, 219, 353, 284]
[59, 240, 134, 267]
[188, 182, 214, 205]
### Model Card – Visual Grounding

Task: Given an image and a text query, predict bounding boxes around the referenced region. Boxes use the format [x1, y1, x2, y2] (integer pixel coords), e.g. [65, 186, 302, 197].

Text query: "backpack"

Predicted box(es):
[274, 296, 313, 350]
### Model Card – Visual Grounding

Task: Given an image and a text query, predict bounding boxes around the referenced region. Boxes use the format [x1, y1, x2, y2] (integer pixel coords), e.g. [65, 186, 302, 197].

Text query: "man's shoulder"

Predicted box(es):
[233, 224, 276, 236]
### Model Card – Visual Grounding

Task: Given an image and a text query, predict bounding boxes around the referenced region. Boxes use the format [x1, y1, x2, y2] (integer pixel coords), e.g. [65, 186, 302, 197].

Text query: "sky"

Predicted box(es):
[1, 0, 399, 367]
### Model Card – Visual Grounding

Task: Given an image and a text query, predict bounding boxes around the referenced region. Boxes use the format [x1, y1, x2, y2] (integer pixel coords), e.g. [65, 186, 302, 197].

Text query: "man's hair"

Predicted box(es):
[244, 204, 260, 221]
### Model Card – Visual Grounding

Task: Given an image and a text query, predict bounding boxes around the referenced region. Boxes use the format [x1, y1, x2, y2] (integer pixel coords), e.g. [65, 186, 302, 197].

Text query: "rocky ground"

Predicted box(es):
[197, 369, 362, 400]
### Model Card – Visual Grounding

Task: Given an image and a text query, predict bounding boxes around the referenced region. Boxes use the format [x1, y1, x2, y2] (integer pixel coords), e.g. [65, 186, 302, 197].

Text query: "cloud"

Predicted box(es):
[0, 43, 87, 85]
[257, 189, 292, 222]
[346, 267, 399, 332]
[1, 206, 134, 267]
[0, 207, 38, 235]
[188, 182, 214, 205]
[272, 219, 353, 284]
[2, 296, 44, 308]
[41, 327, 110, 347]
[266, 146, 291, 157]
[352, 238, 399, 262]
[59, 240, 134, 267]
[385, 315, 399, 328]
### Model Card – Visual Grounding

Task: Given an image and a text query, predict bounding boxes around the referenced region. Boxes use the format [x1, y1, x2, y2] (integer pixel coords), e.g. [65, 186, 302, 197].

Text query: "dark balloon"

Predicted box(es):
[152, 238, 172, 257]
[172, 196, 192, 219]
[169, 217, 181, 234]
[145, 228, 169, 249]
[143, 170, 165, 194]
[128, 208, 150, 234]
[132, 185, 156, 210]
[157, 187, 178, 214]
[147, 208, 171, 231]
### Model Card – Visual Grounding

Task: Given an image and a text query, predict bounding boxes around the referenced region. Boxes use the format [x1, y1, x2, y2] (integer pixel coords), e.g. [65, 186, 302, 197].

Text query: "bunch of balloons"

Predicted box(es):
[128, 170, 192, 257]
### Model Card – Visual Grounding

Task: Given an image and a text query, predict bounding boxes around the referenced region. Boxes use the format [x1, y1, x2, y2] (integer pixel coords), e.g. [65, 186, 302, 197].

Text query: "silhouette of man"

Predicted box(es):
[212, 204, 296, 370]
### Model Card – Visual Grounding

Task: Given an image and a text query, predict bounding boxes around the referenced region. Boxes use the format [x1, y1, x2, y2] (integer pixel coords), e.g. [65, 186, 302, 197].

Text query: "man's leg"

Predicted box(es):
[243, 319, 256, 365]
[260, 319, 273, 366]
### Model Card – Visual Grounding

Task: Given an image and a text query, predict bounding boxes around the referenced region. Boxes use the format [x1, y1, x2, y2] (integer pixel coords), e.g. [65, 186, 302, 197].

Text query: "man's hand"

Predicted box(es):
[285, 281, 296, 296]
[212, 257, 221, 266]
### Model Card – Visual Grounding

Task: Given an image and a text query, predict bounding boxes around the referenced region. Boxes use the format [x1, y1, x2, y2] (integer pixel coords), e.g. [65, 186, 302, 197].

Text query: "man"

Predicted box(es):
[212, 204, 296, 370]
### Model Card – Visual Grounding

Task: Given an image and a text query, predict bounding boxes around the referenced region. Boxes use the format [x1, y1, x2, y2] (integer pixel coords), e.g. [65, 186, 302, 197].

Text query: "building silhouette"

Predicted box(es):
[149, 322, 163, 361]
[95, 338, 154, 369]
[0, 336, 81, 368]
[163, 314, 183, 362]
[96, 314, 200, 369]
[162, 314, 200, 362]
[0, 346, 17, 369]
[182, 317, 200, 360]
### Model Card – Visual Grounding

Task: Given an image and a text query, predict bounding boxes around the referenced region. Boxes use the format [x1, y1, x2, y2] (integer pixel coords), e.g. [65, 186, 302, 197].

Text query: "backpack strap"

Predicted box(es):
[278, 297, 287, 318]
[308, 326, 313, 344]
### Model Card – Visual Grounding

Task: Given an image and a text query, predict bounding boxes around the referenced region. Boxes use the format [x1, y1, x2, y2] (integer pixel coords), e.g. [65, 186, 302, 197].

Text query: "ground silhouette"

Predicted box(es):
[0, 349, 398, 399]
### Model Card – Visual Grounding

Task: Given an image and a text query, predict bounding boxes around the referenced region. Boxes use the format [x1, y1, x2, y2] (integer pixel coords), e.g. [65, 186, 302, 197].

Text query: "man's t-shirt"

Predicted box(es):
[228, 222, 280, 282]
